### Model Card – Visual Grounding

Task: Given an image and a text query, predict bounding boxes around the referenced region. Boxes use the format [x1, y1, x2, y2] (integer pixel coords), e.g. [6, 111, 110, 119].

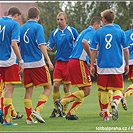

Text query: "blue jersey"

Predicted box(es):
[47, 26, 78, 61]
[102, 23, 121, 29]
[113, 23, 121, 29]
[0, 16, 20, 67]
[70, 26, 96, 63]
[91, 24, 128, 74]
[125, 28, 133, 65]
[19, 20, 46, 68]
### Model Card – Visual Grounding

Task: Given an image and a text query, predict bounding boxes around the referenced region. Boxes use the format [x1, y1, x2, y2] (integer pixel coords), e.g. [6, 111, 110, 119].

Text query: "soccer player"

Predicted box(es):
[0, 11, 24, 123]
[98, 23, 122, 117]
[0, 7, 24, 126]
[90, 9, 129, 121]
[55, 16, 102, 120]
[47, 12, 79, 118]
[121, 18, 133, 110]
[19, 7, 54, 124]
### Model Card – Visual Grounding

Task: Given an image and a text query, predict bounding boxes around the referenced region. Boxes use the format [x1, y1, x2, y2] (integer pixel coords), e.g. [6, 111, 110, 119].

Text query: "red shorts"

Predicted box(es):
[0, 64, 21, 85]
[128, 65, 133, 80]
[97, 74, 124, 91]
[53, 61, 71, 84]
[68, 59, 92, 88]
[23, 65, 52, 88]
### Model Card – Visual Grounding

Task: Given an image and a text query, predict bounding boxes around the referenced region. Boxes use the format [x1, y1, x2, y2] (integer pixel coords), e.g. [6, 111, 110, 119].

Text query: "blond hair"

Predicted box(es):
[57, 12, 68, 21]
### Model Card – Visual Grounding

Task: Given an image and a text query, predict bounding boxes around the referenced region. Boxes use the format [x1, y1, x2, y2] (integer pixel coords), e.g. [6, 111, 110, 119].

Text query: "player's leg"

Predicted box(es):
[0, 77, 5, 113]
[32, 85, 52, 123]
[61, 90, 85, 106]
[1, 89, 5, 113]
[49, 81, 61, 118]
[110, 74, 123, 121]
[1, 86, 23, 120]
[62, 84, 71, 117]
[100, 90, 110, 121]
[2, 65, 21, 126]
[55, 59, 92, 118]
[66, 97, 84, 120]
[65, 85, 91, 120]
[124, 65, 133, 98]
[31, 66, 52, 123]
[55, 90, 85, 117]
[0, 68, 4, 124]
[121, 81, 133, 110]
[97, 74, 111, 121]
[61, 63, 71, 117]
[121, 65, 133, 110]
[0, 90, 4, 124]
[3, 84, 18, 126]
[108, 90, 113, 117]
[111, 90, 123, 121]
[11, 104, 24, 120]
[50, 61, 62, 118]
[124, 84, 133, 98]
[24, 86, 37, 124]
[23, 68, 37, 124]
[98, 88, 103, 116]
[55, 88, 90, 119]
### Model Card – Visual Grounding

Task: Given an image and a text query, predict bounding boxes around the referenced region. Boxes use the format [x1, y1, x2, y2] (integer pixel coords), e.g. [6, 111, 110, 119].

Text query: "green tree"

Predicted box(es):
[36, 1, 133, 34]
[36, 1, 63, 41]
[64, 1, 91, 33]
[118, 1, 133, 30]
[87, 1, 133, 30]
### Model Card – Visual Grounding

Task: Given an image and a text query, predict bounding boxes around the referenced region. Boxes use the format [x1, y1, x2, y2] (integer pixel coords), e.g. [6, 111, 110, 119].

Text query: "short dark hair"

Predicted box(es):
[28, 7, 40, 19]
[8, 6, 21, 16]
[90, 16, 101, 26]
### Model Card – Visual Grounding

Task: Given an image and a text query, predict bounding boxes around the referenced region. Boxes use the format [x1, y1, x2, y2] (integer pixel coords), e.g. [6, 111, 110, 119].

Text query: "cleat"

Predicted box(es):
[12, 112, 24, 119]
[26, 119, 38, 124]
[58, 112, 66, 118]
[109, 112, 112, 117]
[121, 97, 127, 111]
[2, 122, 18, 126]
[31, 110, 45, 123]
[0, 110, 4, 124]
[104, 116, 109, 121]
[55, 99, 63, 117]
[111, 103, 118, 121]
[49, 108, 58, 118]
[99, 111, 104, 117]
[65, 114, 79, 120]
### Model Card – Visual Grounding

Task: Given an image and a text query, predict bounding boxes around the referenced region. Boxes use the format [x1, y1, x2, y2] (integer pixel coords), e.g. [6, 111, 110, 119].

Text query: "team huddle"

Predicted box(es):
[0, 6, 133, 126]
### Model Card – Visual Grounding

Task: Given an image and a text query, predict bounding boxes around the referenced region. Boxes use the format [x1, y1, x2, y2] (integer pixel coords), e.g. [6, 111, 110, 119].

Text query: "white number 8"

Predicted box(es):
[105, 34, 112, 49]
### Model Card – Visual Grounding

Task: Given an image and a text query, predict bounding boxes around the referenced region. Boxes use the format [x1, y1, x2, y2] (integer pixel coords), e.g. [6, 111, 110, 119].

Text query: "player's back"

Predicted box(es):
[93, 25, 127, 68]
[19, 20, 45, 63]
[0, 16, 20, 61]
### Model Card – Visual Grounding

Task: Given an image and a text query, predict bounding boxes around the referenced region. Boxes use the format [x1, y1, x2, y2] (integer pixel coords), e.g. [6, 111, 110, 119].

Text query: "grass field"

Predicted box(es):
[0, 80, 133, 132]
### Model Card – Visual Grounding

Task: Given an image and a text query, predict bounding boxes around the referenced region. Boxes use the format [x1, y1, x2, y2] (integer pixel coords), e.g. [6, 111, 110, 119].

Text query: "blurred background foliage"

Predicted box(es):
[36, 1, 133, 41]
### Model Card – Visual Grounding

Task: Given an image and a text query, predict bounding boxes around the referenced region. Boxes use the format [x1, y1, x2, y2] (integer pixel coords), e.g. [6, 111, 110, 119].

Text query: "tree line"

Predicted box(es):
[36, 1, 133, 42]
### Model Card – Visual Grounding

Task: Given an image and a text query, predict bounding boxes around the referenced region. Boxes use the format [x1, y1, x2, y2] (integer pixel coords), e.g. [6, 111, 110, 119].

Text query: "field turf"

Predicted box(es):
[0, 80, 132, 132]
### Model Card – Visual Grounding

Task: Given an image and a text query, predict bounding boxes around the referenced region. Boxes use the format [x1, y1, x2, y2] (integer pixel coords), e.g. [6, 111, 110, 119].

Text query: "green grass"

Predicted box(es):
[0, 80, 133, 132]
